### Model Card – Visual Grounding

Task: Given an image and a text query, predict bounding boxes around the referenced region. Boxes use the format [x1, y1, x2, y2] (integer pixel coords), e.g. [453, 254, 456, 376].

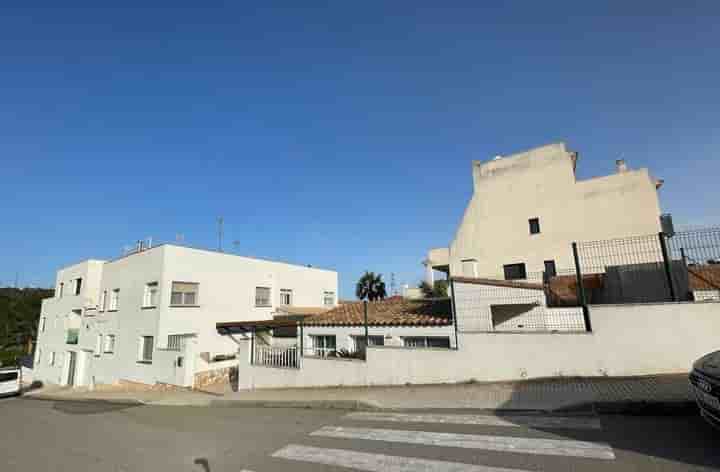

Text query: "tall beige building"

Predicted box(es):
[425, 142, 664, 282]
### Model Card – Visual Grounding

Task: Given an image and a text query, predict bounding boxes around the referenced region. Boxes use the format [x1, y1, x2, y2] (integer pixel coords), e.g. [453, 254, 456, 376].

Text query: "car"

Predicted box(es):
[0, 366, 22, 397]
[690, 350, 720, 429]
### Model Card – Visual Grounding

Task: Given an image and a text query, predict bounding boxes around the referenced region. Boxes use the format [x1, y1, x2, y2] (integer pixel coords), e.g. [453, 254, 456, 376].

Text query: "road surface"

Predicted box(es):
[0, 396, 718, 471]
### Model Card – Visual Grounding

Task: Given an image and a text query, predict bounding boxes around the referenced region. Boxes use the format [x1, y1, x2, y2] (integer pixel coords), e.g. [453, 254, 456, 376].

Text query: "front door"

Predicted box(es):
[67, 351, 77, 386]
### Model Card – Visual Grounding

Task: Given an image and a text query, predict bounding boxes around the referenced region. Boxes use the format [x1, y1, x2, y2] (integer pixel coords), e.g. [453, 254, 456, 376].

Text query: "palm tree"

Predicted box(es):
[355, 271, 387, 301]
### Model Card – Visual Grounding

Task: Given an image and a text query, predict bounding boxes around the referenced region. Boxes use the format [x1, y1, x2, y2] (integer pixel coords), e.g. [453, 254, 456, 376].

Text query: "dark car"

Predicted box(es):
[690, 350, 720, 429]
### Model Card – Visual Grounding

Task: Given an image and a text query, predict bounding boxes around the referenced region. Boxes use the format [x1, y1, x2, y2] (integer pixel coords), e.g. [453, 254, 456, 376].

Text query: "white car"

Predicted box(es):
[0, 367, 21, 397]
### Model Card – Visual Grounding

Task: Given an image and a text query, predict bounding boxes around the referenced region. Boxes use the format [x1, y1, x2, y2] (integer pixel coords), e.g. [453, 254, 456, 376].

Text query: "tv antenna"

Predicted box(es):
[217, 217, 224, 252]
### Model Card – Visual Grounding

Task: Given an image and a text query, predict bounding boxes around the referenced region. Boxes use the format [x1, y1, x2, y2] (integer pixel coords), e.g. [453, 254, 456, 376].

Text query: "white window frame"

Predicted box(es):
[99, 290, 107, 312]
[323, 291, 335, 307]
[352, 335, 385, 352]
[39, 317, 46, 333]
[138, 336, 154, 363]
[109, 289, 120, 311]
[48, 351, 55, 366]
[279, 289, 293, 306]
[143, 282, 159, 308]
[74, 278, 82, 296]
[58, 283, 64, 298]
[255, 287, 271, 307]
[310, 335, 336, 357]
[104, 335, 116, 354]
[170, 282, 199, 306]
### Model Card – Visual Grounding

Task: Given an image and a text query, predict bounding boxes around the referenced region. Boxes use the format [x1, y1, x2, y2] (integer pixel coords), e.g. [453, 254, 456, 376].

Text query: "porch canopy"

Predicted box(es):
[216, 319, 300, 335]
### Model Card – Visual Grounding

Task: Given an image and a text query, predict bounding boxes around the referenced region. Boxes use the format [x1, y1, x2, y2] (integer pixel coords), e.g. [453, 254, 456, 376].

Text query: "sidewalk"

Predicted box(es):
[25, 374, 695, 413]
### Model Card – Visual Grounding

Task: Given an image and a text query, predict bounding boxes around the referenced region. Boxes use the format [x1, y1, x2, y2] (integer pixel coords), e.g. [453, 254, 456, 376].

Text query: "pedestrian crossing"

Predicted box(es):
[268, 411, 616, 471]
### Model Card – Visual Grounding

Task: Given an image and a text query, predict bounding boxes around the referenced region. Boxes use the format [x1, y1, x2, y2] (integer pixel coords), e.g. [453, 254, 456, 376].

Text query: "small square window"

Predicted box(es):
[109, 289, 120, 310]
[255, 287, 271, 307]
[104, 335, 116, 353]
[529, 218, 541, 235]
[503, 263, 527, 280]
[171, 282, 199, 306]
[323, 291, 335, 307]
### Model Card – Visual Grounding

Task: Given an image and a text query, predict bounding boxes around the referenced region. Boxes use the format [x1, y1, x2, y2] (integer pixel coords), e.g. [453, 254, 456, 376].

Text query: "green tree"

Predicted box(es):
[418, 280, 449, 298]
[355, 272, 387, 301]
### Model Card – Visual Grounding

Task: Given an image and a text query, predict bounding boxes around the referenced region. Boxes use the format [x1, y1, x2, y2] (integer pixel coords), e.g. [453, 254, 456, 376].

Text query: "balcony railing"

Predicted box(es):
[66, 329, 79, 345]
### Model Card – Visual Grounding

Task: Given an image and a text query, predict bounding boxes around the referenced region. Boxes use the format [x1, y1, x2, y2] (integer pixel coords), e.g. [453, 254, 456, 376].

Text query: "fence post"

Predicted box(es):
[572, 242, 592, 332]
[299, 321, 304, 366]
[658, 232, 677, 302]
[450, 278, 460, 350]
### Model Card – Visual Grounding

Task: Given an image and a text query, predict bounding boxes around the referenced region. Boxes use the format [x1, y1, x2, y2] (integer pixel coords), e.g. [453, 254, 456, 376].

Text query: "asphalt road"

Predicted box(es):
[1, 396, 719, 472]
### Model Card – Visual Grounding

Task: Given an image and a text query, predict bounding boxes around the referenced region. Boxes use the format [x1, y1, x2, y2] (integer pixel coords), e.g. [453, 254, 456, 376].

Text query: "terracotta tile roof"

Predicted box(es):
[275, 306, 330, 316]
[689, 265, 720, 291]
[303, 296, 452, 327]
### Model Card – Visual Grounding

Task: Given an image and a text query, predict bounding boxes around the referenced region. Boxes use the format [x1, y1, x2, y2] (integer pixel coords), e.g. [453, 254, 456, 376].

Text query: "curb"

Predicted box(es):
[593, 400, 698, 415]
[22, 395, 146, 407]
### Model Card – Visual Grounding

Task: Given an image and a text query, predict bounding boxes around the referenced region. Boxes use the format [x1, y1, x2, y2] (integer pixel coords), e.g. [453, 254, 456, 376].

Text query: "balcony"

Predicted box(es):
[66, 329, 79, 345]
[424, 247, 450, 284]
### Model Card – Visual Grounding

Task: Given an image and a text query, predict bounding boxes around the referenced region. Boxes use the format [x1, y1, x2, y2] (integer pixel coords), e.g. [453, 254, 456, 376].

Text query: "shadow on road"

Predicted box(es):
[51, 400, 142, 415]
[499, 382, 720, 469]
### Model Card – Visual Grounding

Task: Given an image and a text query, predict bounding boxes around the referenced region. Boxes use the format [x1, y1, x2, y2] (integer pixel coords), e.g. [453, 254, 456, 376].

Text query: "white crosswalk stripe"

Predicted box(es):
[345, 411, 603, 430]
[310, 426, 616, 460]
[273, 444, 536, 472]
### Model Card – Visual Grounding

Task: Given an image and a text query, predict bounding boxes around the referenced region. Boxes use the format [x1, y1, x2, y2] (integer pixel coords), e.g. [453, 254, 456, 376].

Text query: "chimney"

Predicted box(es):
[615, 159, 628, 173]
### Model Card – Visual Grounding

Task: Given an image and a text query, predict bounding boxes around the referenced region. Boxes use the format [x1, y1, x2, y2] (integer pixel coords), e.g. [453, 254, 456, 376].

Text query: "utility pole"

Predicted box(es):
[217, 217, 224, 252]
[14, 272, 19, 289]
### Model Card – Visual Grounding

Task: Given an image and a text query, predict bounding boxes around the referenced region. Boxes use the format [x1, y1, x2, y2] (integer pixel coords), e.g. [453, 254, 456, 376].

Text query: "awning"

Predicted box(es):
[216, 319, 301, 335]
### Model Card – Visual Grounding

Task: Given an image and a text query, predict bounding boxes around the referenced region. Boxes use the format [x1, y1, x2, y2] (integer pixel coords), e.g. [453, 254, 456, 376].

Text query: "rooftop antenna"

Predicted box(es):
[217, 216, 224, 252]
[232, 240, 240, 253]
[390, 272, 396, 296]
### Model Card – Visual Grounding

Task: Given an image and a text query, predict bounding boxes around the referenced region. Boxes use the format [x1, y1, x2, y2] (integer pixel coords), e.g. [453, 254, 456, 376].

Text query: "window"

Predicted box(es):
[323, 291, 335, 307]
[544, 260, 557, 278]
[143, 282, 159, 307]
[280, 289, 293, 306]
[310, 335, 336, 357]
[104, 335, 116, 353]
[529, 217, 541, 235]
[36, 349, 41, 365]
[171, 282, 199, 306]
[461, 259, 478, 277]
[95, 334, 103, 356]
[353, 335, 384, 352]
[99, 290, 107, 312]
[255, 287, 271, 307]
[403, 336, 451, 349]
[109, 289, 120, 310]
[58, 283, 64, 298]
[74, 278, 82, 295]
[167, 334, 192, 351]
[503, 263, 527, 280]
[39, 317, 46, 333]
[139, 336, 154, 363]
[48, 351, 55, 366]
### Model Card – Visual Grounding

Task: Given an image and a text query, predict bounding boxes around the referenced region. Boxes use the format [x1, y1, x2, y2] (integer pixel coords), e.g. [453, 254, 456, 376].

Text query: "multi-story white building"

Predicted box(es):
[33, 244, 337, 389]
[425, 142, 665, 282]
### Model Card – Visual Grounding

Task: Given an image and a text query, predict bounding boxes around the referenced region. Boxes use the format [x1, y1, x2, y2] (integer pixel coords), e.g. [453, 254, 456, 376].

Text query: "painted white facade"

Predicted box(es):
[33, 245, 337, 388]
[425, 143, 663, 282]
[234, 301, 720, 389]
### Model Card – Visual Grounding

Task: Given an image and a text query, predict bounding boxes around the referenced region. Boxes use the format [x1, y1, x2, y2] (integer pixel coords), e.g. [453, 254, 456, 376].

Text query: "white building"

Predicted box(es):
[33, 244, 337, 389]
[425, 142, 664, 283]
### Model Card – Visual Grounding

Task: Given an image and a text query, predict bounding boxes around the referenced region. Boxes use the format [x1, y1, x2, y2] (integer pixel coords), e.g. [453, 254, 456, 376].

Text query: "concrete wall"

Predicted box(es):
[234, 301, 720, 389]
[442, 143, 662, 278]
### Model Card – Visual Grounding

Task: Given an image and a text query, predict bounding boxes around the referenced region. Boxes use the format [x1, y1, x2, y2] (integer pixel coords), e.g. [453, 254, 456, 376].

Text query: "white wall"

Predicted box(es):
[444, 143, 662, 277]
[234, 302, 720, 389]
[33, 245, 338, 388]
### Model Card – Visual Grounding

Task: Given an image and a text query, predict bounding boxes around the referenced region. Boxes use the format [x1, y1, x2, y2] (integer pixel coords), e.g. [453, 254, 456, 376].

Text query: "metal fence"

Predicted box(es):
[572, 227, 720, 305]
[252, 345, 299, 369]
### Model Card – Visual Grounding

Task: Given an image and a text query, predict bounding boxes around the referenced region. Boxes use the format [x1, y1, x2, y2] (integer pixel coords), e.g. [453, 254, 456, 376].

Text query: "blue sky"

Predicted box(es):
[1, 1, 718, 297]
